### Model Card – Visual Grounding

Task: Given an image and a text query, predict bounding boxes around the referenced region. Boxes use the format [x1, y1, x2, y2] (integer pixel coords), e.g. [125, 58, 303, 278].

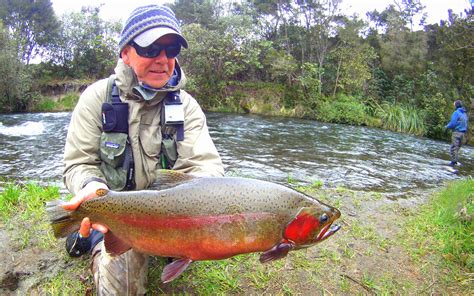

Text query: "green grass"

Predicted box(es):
[402, 178, 474, 290]
[0, 181, 60, 248]
[36, 99, 57, 112]
[33, 93, 80, 112]
[0, 182, 59, 220]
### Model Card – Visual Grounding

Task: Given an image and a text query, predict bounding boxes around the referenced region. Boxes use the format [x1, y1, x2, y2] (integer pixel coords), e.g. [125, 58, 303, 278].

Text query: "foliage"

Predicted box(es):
[377, 103, 425, 135]
[429, 10, 474, 99]
[296, 62, 322, 104]
[315, 94, 369, 125]
[418, 68, 449, 138]
[0, 0, 59, 65]
[44, 6, 120, 79]
[0, 22, 35, 112]
[171, 0, 223, 28]
[329, 16, 377, 97]
[403, 178, 474, 288]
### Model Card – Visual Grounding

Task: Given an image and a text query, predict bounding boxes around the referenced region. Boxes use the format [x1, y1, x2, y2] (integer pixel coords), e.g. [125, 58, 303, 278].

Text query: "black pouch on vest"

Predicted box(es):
[101, 102, 129, 133]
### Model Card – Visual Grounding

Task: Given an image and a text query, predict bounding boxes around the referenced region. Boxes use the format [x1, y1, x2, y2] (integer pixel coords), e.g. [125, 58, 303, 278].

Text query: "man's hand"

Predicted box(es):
[62, 181, 109, 237]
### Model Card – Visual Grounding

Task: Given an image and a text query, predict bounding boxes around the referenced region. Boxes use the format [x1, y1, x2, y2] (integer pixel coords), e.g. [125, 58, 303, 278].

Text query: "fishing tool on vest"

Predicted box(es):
[160, 91, 184, 169]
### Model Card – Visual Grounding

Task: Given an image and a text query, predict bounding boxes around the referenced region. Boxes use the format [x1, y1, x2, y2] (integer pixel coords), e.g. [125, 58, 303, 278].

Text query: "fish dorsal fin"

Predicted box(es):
[149, 169, 198, 191]
[259, 242, 293, 263]
[161, 258, 193, 283]
[104, 231, 132, 256]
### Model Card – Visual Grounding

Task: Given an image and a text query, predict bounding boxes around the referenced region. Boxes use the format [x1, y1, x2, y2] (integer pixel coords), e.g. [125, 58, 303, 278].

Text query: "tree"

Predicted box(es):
[0, 21, 32, 112]
[394, 0, 426, 32]
[295, 0, 343, 96]
[375, 5, 428, 102]
[46, 6, 120, 79]
[331, 16, 377, 96]
[0, 0, 59, 65]
[171, 0, 225, 29]
[432, 9, 474, 98]
[180, 23, 240, 104]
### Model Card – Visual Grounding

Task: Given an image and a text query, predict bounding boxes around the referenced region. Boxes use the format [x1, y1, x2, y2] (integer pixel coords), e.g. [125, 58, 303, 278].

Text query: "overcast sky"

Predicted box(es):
[51, 0, 472, 27]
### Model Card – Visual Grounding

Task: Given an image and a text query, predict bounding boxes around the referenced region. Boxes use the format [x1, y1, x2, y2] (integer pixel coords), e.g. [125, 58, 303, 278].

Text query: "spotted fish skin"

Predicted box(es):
[47, 173, 340, 280]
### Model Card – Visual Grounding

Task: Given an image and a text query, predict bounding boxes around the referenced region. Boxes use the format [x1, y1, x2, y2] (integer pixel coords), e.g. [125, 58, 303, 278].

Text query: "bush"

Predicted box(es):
[315, 94, 369, 125]
[420, 92, 448, 139]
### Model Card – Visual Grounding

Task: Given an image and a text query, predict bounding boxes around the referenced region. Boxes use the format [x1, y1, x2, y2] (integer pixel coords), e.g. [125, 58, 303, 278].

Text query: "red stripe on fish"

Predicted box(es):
[113, 212, 275, 229]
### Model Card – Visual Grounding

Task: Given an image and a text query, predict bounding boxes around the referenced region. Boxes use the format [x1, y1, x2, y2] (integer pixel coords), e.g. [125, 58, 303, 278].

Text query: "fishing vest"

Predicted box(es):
[99, 76, 184, 191]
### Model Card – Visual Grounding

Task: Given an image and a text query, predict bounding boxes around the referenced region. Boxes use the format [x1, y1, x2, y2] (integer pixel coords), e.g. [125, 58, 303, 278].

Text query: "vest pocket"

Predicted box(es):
[99, 132, 128, 190]
[100, 132, 128, 167]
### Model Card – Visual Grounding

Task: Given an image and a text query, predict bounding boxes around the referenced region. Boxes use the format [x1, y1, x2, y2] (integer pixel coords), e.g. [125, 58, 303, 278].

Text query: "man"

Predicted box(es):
[446, 100, 468, 167]
[61, 4, 224, 295]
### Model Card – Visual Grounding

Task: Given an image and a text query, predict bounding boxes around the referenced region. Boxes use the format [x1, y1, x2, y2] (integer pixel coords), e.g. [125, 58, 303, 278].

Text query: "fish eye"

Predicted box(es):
[320, 213, 328, 223]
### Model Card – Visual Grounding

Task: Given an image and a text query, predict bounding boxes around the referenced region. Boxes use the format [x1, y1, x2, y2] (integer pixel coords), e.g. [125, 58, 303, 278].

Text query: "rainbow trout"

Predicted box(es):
[47, 171, 341, 282]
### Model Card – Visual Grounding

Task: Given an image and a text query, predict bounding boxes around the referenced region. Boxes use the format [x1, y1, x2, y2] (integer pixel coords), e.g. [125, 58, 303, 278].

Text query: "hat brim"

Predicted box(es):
[133, 27, 188, 48]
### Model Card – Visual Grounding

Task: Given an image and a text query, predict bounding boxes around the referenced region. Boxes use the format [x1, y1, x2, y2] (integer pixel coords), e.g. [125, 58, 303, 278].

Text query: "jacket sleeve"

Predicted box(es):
[63, 80, 108, 194]
[446, 110, 459, 130]
[172, 92, 224, 177]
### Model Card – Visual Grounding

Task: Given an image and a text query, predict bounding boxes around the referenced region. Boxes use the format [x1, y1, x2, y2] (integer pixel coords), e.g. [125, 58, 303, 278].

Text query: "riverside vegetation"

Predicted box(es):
[0, 1, 472, 143]
[0, 178, 472, 294]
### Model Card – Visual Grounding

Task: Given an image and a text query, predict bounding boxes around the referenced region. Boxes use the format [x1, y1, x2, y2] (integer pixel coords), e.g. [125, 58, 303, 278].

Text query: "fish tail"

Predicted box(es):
[45, 200, 80, 238]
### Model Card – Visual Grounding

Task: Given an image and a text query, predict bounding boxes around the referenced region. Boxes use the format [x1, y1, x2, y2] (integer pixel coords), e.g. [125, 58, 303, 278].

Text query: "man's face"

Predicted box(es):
[121, 34, 178, 89]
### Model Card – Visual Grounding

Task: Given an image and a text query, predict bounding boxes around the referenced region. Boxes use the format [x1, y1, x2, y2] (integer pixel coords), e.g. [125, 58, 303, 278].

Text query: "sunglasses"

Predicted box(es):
[129, 41, 181, 58]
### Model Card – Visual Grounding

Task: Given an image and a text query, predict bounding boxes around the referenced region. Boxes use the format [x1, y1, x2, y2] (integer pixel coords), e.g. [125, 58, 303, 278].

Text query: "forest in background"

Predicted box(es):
[0, 0, 472, 141]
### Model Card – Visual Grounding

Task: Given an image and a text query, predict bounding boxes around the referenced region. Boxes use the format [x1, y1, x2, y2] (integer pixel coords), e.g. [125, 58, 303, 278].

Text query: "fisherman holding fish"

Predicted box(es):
[61, 4, 224, 295]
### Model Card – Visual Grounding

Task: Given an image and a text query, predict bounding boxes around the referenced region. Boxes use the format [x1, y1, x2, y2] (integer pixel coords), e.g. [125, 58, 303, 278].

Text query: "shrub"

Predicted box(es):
[315, 94, 368, 125]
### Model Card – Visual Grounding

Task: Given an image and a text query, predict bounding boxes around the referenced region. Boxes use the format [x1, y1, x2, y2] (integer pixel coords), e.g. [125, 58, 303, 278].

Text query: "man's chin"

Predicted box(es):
[142, 80, 168, 89]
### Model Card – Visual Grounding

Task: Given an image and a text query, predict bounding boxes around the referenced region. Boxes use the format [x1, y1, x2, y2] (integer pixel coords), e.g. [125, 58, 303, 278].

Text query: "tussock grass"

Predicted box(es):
[378, 103, 425, 136]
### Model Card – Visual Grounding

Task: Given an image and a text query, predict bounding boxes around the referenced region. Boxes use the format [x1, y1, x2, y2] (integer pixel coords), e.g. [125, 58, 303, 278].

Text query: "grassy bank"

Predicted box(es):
[403, 178, 474, 290]
[0, 179, 472, 294]
[25, 80, 473, 145]
[34, 93, 80, 112]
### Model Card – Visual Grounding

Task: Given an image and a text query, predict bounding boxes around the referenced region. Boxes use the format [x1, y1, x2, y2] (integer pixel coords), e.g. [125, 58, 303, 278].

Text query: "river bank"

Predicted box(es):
[0, 179, 472, 295]
[27, 85, 474, 146]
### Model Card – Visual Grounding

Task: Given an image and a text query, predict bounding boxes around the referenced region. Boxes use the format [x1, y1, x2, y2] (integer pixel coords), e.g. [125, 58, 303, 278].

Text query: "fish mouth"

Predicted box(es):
[316, 223, 341, 241]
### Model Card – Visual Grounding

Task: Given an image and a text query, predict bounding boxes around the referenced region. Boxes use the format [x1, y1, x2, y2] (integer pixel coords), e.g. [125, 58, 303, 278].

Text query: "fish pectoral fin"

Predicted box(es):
[161, 258, 193, 283]
[104, 231, 132, 256]
[259, 242, 293, 263]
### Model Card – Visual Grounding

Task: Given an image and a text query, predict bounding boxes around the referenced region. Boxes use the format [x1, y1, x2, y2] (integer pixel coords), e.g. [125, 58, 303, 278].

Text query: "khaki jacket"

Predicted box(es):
[63, 60, 224, 194]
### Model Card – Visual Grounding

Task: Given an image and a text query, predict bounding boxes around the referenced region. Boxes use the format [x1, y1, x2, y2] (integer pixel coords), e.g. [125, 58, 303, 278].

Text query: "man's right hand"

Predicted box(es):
[62, 181, 109, 237]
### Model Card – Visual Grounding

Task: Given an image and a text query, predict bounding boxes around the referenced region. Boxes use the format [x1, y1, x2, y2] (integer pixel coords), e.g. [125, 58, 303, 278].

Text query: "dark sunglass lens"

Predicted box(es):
[132, 42, 181, 58]
[165, 45, 181, 58]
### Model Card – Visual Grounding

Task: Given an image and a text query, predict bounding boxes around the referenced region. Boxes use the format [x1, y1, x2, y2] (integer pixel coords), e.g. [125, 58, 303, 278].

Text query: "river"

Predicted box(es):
[0, 112, 472, 196]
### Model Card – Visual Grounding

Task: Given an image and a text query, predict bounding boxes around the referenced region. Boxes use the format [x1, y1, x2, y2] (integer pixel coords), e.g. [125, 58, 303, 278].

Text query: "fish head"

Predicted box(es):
[283, 204, 341, 248]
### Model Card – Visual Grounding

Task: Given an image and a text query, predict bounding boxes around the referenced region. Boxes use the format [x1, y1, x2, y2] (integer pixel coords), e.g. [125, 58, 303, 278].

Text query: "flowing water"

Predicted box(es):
[0, 112, 472, 195]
